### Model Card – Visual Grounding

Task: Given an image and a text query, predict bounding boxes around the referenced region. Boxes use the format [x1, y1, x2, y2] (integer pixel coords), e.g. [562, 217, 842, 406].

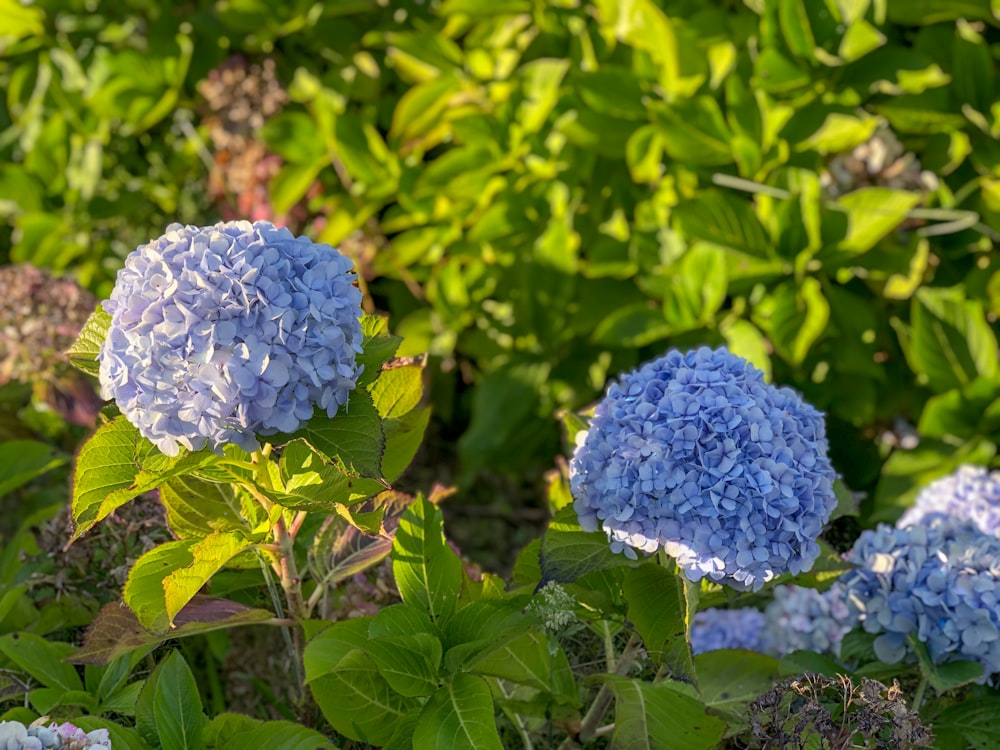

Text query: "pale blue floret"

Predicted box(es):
[99, 221, 364, 456]
[841, 514, 1000, 678]
[898, 464, 1000, 537]
[569, 347, 837, 591]
[761, 583, 854, 657]
[690, 607, 766, 654]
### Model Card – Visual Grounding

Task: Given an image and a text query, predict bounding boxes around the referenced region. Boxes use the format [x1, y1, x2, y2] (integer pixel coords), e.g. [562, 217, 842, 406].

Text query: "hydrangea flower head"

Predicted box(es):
[570, 347, 837, 591]
[690, 607, 766, 654]
[898, 464, 1000, 536]
[99, 221, 363, 455]
[761, 583, 854, 657]
[842, 514, 1000, 677]
[0, 719, 111, 749]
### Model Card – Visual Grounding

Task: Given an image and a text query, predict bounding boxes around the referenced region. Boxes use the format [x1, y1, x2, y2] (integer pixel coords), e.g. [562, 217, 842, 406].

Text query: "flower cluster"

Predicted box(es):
[690, 607, 766, 654]
[99, 221, 364, 456]
[570, 347, 837, 591]
[841, 514, 1000, 676]
[761, 584, 854, 657]
[898, 464, 1000, 537]
[0, 720, 110, 749]
[527, 582, 578, 634]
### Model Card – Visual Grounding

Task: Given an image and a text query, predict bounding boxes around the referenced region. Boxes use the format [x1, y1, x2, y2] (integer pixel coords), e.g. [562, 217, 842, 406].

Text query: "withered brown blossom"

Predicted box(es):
[747, 673, 933, 749]
[821, 125, 938, 199]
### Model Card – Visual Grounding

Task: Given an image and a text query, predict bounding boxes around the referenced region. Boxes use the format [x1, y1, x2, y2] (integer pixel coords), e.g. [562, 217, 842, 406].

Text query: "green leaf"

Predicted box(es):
[363, 633, 442, 697]
[517, 59, 571, 134]
[357, 314, 403, 387]
[0, 440, 64, 499]
[150, 651, 205, 750]
[695, 650, 780, 728]
[931, 698, 1000, 750]
[382, 406, 431, 483]
[575, 68, 647, 120]
[124, 540, 197, 634]
[208, 719, 337, 750]
[721, 319, 772, 381]
[623, 564, 697, 683]
[653, 98, 734, 167]
[906, 286, 999, 393]
[673, 191, 771, 259]
[392, 496, 463, 622]
[72, 418, 218, 539]
[540, 506, 643, 584]
[752, 277, 830, 365]
[626, 125, 664, 184]
[306, 620, 417, 745]
[467, 630, 552, 691]
[160, 475, 259, 538]
[162, 531, 253, 626]
[369, 364, 424, 419]
[0, 633, 82, 692]
[67, 305, 110, 376]
[832, 188, 921, 256]
[277, 441, 383, 512]
[413, 673, 503, 750]
[605, 675, 726, 750]
[591, 304, 672, 348]
[797, 112, 879, 154]
[911, 637, 984, 694]
[277, 389, 385, 479]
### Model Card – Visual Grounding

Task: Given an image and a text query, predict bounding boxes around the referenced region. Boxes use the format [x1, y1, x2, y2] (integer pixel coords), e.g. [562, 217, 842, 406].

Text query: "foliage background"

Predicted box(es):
[1, 0, 1000, 743]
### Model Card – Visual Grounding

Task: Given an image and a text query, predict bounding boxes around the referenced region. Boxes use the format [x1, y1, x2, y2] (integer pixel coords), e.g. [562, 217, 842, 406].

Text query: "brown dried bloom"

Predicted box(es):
[747, 673, 933, 749]
[821, 125, 939, 198]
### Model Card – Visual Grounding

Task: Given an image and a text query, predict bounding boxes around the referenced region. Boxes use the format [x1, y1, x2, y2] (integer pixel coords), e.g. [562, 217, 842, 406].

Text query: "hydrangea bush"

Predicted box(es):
[98, 220, 363, 455]
[570, 347, 837, 590]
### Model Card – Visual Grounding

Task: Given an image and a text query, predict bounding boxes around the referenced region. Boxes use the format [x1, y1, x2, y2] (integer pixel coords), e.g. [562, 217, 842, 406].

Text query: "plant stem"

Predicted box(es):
[570, 633, 643, 746]
[911, 676, 928, 711]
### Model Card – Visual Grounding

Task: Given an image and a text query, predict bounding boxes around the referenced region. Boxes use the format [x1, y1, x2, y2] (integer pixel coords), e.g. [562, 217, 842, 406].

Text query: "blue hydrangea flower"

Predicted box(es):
[0, 719, 110, 749]
[898, 464, 1000, 536]
[691, 607, 766, 654]
[99, 221, 363, 456]
[761, 584, 854, 657]
[841, 514, 1000, 677]
[570, 347, 837, 591]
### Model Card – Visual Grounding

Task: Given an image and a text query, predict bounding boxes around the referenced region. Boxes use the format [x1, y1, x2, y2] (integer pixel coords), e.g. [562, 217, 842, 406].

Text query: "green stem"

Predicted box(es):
[911, 676, 928, 712]
[573, 633, 643, 745]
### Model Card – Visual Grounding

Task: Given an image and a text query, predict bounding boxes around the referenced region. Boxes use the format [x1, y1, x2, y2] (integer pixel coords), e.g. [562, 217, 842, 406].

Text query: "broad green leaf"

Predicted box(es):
[752, 277, 830, 365]
[413, 673, 503, 750]
[304, 618, 372, 683]
[0, 440, 64, 499]
[833, 188, 921, 256]
[357, 314, 403, 387]
[160, 475, 258, 538]
[277, 389, 385, 479]
[673, 191, 771, 258]
[392, 496, 463, 622]
[208, 719, 337, 750]
[623, 564, 697, 683]
[906, 286, 998, 393]
[517, 59, 570, 133]
[66, 305, 110, 376]
[0, 633, 82, 692]
[606, 675, 726, 750]
[911, 637, 983, 694]
[661, 244, 728, 331]
[695, 650, 780, 728]
[278, 441, 382, 511]
[364, 633, 442, 697]
[540, 506, 643, 583]
[919, 379, 1000, 440]
[575, 68, 647, 120]
[124, 540, 197, 634]
[931, 698, 1000, 750]
[382, 406, 431, 483]
[467, 630, 552, 692]
[721, 319, 772, 381]
[626, 125, 664, 185]
[591, 304, 673, 347]
[797, 112, 879, 154]
[369, 364, 424, 419]
[72, 418, 218, 539]
[151, 651, 205, 750]
[163, 531, 253, 625]
[309, 646, 417, 744]
[653, 98, 734, 167]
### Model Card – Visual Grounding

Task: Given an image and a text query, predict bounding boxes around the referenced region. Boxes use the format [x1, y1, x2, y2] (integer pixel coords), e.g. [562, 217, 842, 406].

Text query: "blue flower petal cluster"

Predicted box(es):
[99, 221, 363, 456]
[0, 720, 110, 749]
[570, 347, 837, 591]
[841, 514, 1000, 676]
[762, 584, 854, 657]
[691, 607, 766, 654]
[898, 464, 1000, 537]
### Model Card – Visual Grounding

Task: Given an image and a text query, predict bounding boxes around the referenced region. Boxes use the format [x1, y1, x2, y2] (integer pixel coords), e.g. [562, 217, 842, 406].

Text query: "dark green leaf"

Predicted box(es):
[0, 633, 82, 692]
[151, 651, 205, 750]
[67, 306, 110, 376]
[606, 675, 726, 750]
[392, 496, 463, 622]
[623, 564, 697, 683]
[540, 506, 643, 584]
[0, 440, 64, 499]
[413, 673, 503, 750]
